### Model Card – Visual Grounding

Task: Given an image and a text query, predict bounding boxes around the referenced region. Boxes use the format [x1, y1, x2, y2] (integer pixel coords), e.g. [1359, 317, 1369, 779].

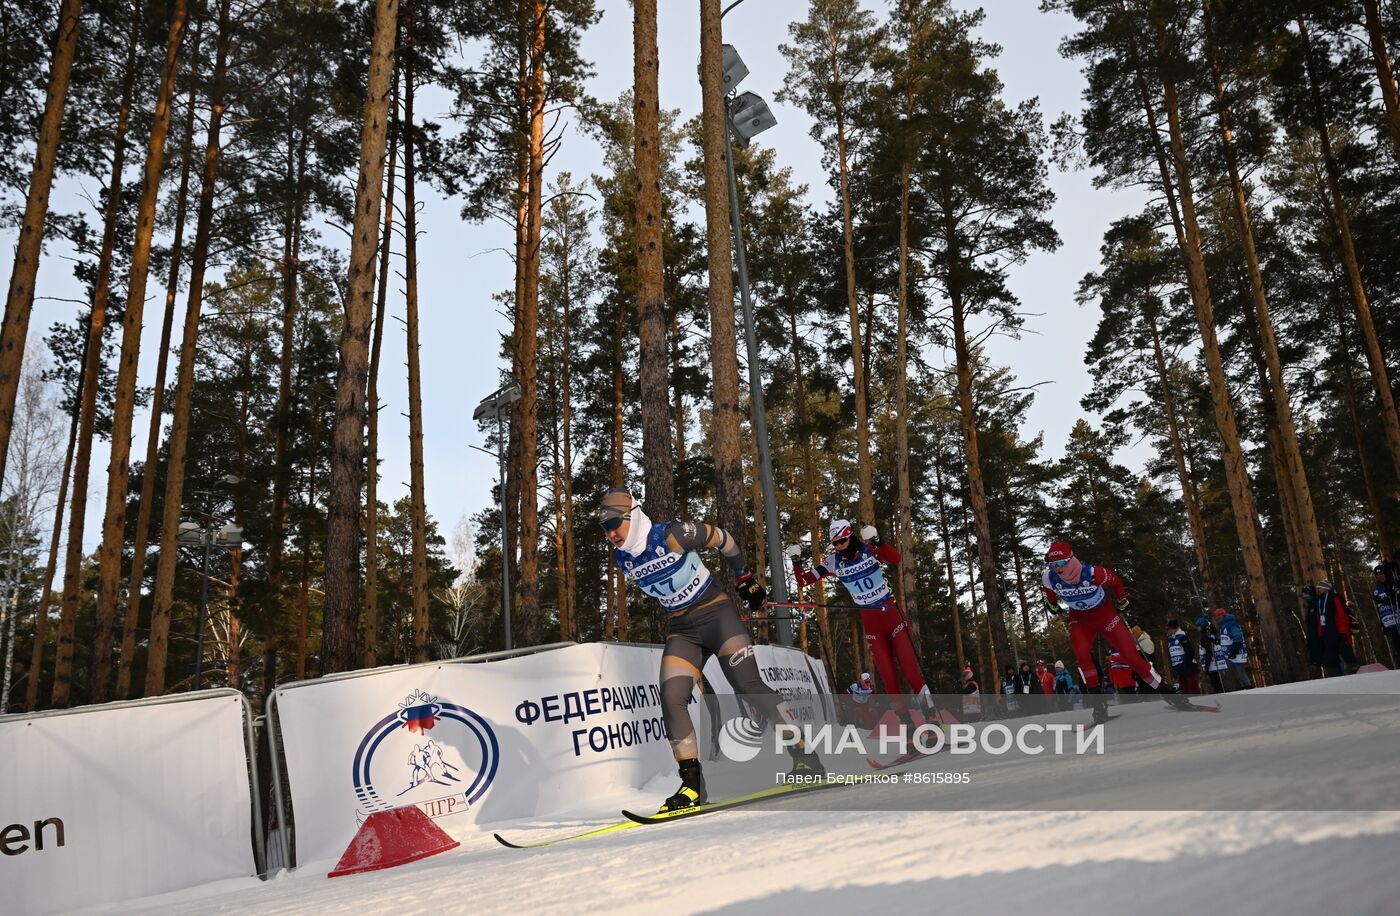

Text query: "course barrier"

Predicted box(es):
[0, 688, 263, 916]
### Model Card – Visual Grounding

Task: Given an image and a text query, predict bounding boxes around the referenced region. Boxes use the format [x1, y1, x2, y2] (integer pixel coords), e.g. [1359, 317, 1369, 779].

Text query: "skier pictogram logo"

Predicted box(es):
[351, 689, 499, 825]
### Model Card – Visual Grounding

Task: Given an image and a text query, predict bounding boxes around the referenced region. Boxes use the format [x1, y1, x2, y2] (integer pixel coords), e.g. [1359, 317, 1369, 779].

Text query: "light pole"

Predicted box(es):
[716, 44, 792, 645]
[179, 474, 241, 690]
[474, 379, 523, 650]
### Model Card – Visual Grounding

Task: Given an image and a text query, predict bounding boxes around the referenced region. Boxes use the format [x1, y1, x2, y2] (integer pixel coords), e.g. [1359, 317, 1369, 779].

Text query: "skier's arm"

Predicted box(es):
[870, 540, 902, 565]
[1096, 566, 1128, 609]
[1041, 583, 1064, 614]
[666, 521, 747, 576]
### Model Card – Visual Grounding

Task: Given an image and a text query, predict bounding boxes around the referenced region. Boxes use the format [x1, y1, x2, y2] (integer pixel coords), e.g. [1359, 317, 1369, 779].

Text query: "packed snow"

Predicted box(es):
[80, 672, 1400, 916]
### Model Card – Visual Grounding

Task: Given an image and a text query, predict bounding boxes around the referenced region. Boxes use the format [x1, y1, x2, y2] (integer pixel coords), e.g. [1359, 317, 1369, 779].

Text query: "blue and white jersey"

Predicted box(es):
[613, 522, 714, 612]
[1042, 564, 1112, 612]
[821, 544, 893, 608]
[1376, 586, 1399, 631]
[1166, 631, 1192, 669]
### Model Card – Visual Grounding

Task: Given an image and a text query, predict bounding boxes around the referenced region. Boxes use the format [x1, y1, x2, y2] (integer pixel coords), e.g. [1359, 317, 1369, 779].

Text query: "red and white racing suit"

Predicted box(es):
[1041, 563, 1156, 690]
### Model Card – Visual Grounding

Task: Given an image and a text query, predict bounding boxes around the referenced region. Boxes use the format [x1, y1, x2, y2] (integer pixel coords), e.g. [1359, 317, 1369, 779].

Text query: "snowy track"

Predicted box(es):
[82, 673, 1400, 916]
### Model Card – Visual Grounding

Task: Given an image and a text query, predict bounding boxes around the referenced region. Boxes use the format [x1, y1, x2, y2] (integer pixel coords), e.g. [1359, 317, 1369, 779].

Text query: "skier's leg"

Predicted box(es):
[1101, 612, 1162, 689]
[1068, 615, 1100, 690]
[887, 600, 928, 696]
[708, 599, 821, 771]
[659, 634, 705, 762]
[862, 607, 902, 710]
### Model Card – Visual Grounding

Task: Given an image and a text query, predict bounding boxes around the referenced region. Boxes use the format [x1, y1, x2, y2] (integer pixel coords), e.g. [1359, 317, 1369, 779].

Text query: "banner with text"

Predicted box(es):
[273, 643, 701, 866]
[0, 691, 257, 916]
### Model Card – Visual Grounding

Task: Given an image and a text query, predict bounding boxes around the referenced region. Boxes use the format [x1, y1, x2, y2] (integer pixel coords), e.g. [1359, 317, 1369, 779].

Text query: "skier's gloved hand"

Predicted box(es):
[735, 571, 767, 610]
[1045, 596, 1065, 616]
[1116, 596, 1132, 614]
[860, 525, 878, 543]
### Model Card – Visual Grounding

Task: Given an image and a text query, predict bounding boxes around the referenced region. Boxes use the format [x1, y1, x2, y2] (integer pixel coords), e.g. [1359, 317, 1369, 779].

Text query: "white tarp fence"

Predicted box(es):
[273, 643, 692, 865]
[703, 642, 835, 724]
[0, 689, 258, 916]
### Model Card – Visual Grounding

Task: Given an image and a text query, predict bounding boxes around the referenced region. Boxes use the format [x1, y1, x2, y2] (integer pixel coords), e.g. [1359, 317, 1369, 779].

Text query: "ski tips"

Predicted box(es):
[493, 832, 525, 849]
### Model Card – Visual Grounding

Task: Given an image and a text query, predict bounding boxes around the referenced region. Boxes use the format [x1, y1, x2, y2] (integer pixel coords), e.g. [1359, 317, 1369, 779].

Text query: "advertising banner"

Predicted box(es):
[273, 643, 698, 865]
[0, 691, 257, 916]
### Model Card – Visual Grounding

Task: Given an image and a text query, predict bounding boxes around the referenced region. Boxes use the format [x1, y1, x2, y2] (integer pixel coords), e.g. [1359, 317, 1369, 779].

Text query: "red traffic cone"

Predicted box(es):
[328, 806, 460, 878]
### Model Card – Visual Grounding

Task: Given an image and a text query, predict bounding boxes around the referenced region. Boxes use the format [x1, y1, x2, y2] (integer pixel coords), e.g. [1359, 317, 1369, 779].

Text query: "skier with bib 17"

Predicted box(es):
[599, 487, 823, 813]
[1040, 540, 1193, 722]
[789, 520, 933, 721]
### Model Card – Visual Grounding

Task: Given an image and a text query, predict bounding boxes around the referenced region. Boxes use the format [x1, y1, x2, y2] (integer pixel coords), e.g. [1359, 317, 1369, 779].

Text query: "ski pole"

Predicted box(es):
[764, 601, 868, 613]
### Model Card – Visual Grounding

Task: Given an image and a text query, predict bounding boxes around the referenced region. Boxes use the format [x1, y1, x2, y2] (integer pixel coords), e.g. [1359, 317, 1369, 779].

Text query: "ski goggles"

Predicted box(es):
[1047, 558, 1071, 569]
[599, 514, 626, 532]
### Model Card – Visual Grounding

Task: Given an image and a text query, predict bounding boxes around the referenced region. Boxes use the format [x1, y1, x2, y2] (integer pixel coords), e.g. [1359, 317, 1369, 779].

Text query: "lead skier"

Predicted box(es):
[599, 487, 822, 813]
[1040, 540, 1192, 722]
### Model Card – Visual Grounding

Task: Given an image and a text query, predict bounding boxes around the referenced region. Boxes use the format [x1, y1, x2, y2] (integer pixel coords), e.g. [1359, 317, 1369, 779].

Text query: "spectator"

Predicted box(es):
[961, 667, 982, 721]
[848, 672, 879, 730]
[1016, 661, 1037, 695]
[1373, 565, 1400, 666]
[1197, 614, 1227, 693]
[1052, 660, 1078, 711]
[1164, 618, 1201, 694]
[1305, 580, 1357, 677]
[1213, 607, 1253, 689]
[1036, 659, 1055, 696]
[1002, 664, 1020, 717]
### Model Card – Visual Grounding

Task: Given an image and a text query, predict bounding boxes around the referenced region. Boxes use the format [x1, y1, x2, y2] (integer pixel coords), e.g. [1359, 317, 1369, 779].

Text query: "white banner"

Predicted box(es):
[274, 643, 700, 866]
[0, 691, 256, 916]
[703, 642, 834, 725]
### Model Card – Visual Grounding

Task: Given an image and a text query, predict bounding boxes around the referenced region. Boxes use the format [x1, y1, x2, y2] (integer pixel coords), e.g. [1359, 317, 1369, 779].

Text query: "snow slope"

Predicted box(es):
[81, 672, 1400, 916]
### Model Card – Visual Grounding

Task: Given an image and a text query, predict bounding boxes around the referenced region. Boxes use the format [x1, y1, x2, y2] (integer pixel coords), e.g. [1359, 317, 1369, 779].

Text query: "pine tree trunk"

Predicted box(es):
[823, 39, 874, 523]
[1145, 310, 1216, 599]
[636, 0, 675, 527]
[118, 30, 200, 700]
[1336, 294, 1393, 558]
[1362, 0, 1400, 169]
[945, 200, 1011, 670]
[1204, 5, 1328, 586]
[364, 59, 399, 670]
[403, 10, 430, 661]
[93, 0, 192, 696]
[1299, 17, 1400, 496]
[323, 0, 401, 674]
[0, 0, 83, 488]
[788, 307, 832, 666]
[932, 423, 965, 676]
[698, 0, 747, 564]
[1138, 25, 1295, 682]
[145, 0, 232, 697]
[512, 0, 547, 647]
[894, 158, 919, 633]
[560, 222, 576, 641]
[1011, 542, 1036, 663]
[51, 5, 142, 707]
[25, 383, 77, 711]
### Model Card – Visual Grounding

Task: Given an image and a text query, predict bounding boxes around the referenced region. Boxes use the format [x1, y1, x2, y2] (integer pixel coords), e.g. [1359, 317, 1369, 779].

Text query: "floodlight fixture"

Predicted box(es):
[722, 44, 749, 90]
[473, 379, 523, 423]
[728, 91, 776, 146]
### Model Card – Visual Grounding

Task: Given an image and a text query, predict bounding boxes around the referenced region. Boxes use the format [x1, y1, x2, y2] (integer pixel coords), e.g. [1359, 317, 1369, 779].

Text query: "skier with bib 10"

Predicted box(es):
[599, 487, 822, 813]
[789, 520, 933, 723]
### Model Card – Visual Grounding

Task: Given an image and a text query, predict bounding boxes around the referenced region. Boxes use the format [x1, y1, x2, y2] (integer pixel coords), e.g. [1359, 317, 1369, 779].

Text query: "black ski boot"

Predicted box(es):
[787, 744, 826, 779]
[1090, 693, 1113, 725]
[659, 758, 707, 812]
[1155, 680, 1195, 711]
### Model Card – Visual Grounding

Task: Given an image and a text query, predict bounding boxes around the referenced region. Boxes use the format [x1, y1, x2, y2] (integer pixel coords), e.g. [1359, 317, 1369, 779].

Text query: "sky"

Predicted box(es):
[2, 0, 1152, 562]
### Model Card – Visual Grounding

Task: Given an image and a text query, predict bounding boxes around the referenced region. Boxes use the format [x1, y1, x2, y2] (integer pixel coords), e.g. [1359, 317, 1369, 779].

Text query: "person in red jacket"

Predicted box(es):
[1036, 660, 1055, 696]
[1041, 540, 1190, 722]
[791, 520, 931, 717]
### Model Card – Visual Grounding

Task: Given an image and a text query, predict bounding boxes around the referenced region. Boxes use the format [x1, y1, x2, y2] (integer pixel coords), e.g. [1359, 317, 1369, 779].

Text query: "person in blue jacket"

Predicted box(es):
[1212, 607, 1252, 689]
[1374, 565, 1400, 665]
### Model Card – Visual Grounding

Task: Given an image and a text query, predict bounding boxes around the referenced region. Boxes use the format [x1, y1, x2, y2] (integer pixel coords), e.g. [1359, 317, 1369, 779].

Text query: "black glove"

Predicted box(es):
[1045, 597, 1064, 616]
[735, 571, 766, 611]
